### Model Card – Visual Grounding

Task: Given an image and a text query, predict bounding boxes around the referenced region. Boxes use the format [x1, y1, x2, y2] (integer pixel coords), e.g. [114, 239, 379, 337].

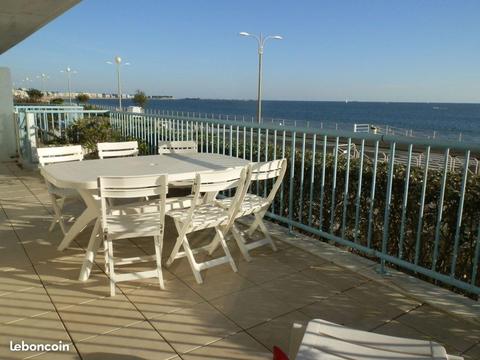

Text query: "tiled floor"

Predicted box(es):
[0, 161, 479, 360]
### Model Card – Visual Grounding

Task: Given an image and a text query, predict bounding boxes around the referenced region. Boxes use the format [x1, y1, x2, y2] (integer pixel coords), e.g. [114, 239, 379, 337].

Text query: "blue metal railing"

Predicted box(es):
[109, 110, 480, 296]
[14, 106, 109, 165]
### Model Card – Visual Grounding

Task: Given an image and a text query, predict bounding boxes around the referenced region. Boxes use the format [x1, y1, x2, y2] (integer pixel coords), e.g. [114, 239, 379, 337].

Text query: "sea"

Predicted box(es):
[90, 99, 480, 142]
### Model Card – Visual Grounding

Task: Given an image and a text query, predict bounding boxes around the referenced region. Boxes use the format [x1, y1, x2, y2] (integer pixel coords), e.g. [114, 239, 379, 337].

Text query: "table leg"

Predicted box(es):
[79, 218, 102, 281]
[57, 189, 100, 251]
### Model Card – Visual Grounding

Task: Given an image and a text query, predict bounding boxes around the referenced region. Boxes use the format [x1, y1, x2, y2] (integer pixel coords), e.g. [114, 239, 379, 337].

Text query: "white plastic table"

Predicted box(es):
[41, 153, 250, 281]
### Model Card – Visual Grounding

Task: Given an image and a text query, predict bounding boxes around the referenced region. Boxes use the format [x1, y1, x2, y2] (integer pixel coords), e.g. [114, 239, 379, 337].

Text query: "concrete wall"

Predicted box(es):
[0, 67, 16, 161]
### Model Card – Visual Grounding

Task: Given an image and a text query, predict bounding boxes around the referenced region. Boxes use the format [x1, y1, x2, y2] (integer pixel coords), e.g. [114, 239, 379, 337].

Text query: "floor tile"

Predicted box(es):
[57, 295, 145, 342]
[247, 310, 309, 353]
[299, 293, 393, 331]
[0, 286, 56, 325]
[236, 255, 298, 285]
[182, 268, 255, 301]
[150, 302, 240, 354]
[0, 312, 74, 360]
[396, 305, 480, 352]
[259, 272, 335, 308]
[75, 321, 177, 360]
[300, 262, 367, 292]
[210, 286, 294, 329]
[182, 332, 271, 360]
[124, 278, 204, 319]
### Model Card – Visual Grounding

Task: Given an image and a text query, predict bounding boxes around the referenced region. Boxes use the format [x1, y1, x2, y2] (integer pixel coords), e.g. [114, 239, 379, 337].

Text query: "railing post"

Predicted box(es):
[25, 112, 38, 165]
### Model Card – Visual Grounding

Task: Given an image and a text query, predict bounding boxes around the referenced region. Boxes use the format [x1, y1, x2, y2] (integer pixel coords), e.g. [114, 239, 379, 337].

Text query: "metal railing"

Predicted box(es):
[14, 106, 109, 165]
[109, 110, 480, 296]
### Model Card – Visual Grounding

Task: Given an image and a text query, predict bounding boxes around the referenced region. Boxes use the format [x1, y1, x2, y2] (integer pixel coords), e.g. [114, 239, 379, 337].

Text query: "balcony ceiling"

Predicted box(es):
[0, 0, 80, 54]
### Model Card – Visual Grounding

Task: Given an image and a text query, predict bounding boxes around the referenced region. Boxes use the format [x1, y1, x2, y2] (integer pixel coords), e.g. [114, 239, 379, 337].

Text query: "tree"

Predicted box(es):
[27, 88, 43, 102]
[50, 97, 64, 105]
[76, 93, 90, 104]
[133, 90, 148, 108]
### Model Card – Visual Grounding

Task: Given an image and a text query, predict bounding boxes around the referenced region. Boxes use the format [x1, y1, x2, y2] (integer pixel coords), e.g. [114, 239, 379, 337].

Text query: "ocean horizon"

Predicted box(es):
[90, 98, 480, 142]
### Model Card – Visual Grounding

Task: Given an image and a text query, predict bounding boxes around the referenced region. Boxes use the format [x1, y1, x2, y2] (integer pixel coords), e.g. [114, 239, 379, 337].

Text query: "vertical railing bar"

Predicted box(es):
[318, 135, 328, 230]
[366, 140, 379, 248]
[256, 128, 261, 195]
[236, 125, 239, 157]
[308, 134, 317, 227]
[288, 131, 296, 232]
[353, 139, 365, 243]
[431, 148, 450, 270]
[398, 144, 413, 258]
[414, 146, 431, 266]
[229, 125, 233, 156]
[380, 142, 396, 273]
[280, 130, 286, 216]
[243, 126, 246, 159]
[298, 133, 306, 223]
[264, 128, 269, 198]
[341, 137, 352, 239]
[329, 137, 340, 234]
[450, 150, 471, 276]
[272, 129, 278, 214]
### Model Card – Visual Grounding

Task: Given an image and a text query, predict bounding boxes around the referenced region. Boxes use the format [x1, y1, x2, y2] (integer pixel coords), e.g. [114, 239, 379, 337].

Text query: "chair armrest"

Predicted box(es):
[289, 322, 306, 360]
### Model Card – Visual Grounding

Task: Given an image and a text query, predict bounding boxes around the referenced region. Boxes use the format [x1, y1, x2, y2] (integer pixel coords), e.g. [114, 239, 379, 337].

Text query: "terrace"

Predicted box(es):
[1, 106, 479, 359]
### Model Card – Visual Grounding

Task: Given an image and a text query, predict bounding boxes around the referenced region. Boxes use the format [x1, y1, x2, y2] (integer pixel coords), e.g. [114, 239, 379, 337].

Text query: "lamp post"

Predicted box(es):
[60, 67, 77, 104]
[239, 32, 283, 123]
[107, 56, 130, 111]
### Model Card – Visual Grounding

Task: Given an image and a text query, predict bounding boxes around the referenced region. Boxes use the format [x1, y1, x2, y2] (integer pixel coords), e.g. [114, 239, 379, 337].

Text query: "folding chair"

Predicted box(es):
[166, 165, 251, 284]
[98, 174, 168, 296]
[158, 141, 199, 188]
[37, 145, 83, 234]
[97, 141, 139, 159]
[213, 159, 287, 260]
[158, 140, 197, 154]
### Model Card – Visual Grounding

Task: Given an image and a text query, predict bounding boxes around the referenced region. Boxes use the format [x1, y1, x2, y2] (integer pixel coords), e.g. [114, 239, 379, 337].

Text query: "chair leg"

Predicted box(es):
[215, 227, 238, 273]
[181, 236, 203, 284]
[154, 235, 165, 290]
[49, 194, 66, 234]
[103, 238, 109, 275]
[107, 238, 116, 296]
[231, 224, 252, 262]
[256, 213, 277, 251]
[166, 221, 187, 267]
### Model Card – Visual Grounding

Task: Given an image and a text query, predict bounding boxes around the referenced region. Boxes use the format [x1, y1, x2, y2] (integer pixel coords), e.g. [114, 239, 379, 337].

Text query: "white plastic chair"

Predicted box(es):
[158, 141, 198, 188]
[97, 141, 139, 159]
[37, 145, 83, 234]
[158, 140, 197, 154]
[214, 159, 287, 260]
[98, 174, 168, 296]
[289, 319, 464, 360]
[166, 165, 251, 284]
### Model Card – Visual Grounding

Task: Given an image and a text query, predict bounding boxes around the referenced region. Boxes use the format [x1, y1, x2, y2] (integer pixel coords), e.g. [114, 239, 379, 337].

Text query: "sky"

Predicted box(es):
[1, 0, 480, 102]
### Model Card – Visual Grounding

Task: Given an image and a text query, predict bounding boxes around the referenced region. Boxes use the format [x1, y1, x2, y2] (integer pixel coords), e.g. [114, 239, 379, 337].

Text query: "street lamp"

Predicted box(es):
[60, 67, 77, 104]
[239, 31, 283, 123]
[106, 56, 130, 111]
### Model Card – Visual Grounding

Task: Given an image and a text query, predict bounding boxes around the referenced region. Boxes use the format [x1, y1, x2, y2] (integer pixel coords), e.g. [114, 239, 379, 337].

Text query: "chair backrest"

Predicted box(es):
[158, 141, 198, 154]
[187, 165, 251, 228]
[37, 145, 83, 167]
[98, 174, 168, 233]
[97, 141, 139, 159]
[250, 158, 287, 203]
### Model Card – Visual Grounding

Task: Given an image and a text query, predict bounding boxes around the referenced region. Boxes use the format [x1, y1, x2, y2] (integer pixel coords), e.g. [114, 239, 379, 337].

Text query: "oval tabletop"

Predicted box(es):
[40, 153, 251, 190]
